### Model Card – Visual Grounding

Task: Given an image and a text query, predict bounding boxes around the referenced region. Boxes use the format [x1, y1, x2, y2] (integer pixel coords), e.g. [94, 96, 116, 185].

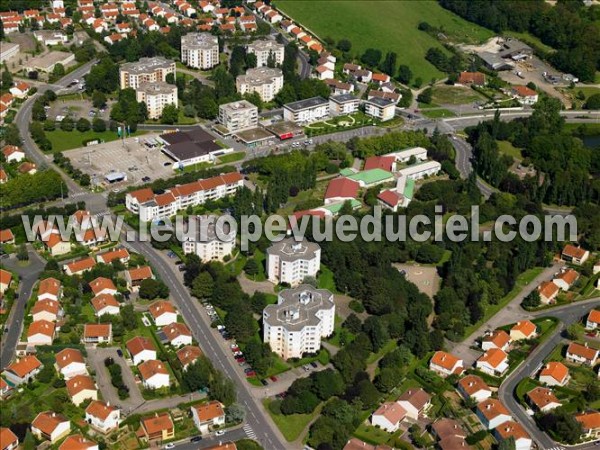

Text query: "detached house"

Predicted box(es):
[191, 401, 226, 433]
[475, 399, 512, 429]
[149, 300, 178, 326]
[429, 351, 464, 377]
[177, 345, 203, 370]
[511, 85, 538, 105]
[0, 270, 12, 294]
[538, 281, 559, 305]
[526, 387, 561, 413]
[38, 277, 62, 301]
[58, 435, 98, 450]
[370, 402, 406, 432]
[66, 375, 98, 406]
[140, 413, 175, 441]
[494, 421, 532, 450]
[2, 355, 42, 385]
[586, 309, 600, 330]
[91, 294, 120, 317]
[27, 320, 56, 345]
[0, 229, 14, 244]
[127, 336, 157, 365]
[31, 411, 71, 443]
[64, 257, 96, 276]
[510, 320, 537, 341]
[481, 330, 511, 352]
[163, 322, 193, 347]
[83, 324, 112, 344]
[431, 418, 467, 443]
[566, 342, 599, 366]
[539, 361, 570, 386]
[575, 412, 600, 439]
[89, 277, 117, 297]
[96, 248, 130, 265]
[561, 244, 590, 265]
[31, 299, 60, 322]
[397, 388, 431, 421]
[55, 348, 87, 379]
[139, 360, 170, 389]
[0, 428, 18, 450]
[476, 348, 509, 376]
[457, 375, 492, 402]
[552, 268, 579, 291]
[126, 266, 154, 291]
[85, 400, 121, 433]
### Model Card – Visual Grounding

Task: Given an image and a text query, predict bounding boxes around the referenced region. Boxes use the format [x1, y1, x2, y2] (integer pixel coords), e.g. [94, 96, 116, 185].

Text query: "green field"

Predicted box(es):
[275, 0, 493, 81]
[217, 151, 246, 164]
[432, 85, 487, 105]
[47, 129, 145, 152]
[497, 140, 523, 160]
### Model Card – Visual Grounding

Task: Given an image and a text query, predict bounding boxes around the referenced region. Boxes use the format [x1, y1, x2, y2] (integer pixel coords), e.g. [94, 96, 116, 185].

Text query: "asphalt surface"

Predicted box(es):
[0, 247, 46, 368]
[498, 297, 600, 450]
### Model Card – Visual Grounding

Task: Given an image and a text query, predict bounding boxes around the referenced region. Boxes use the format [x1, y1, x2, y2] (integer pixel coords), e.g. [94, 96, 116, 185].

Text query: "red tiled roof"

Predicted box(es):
[127, 336, 156, 356]
[377, 190, 401, 207]
[324, 178, 360, 200]
[562, 244, 587, 259]
[430, 351, 461, 371]
[86, 400, 117, 421]
[32, 411, 69, 435]
[567, 342, 598, 360]
[458, 375, 491, 396]
[372, 401, 406, 425]
[193, 400, 225, 422]
[476, 399, 510, 420]
[56, 348, 84, 368]
[142, 413, 173, 435]
[128, 266, 153, 281]
[66, 375, 96, 397]
[364, 155, 395, 171]
[0, 229, 14, 242]
[512, 85, 536, 97]
[539, 362, 569, 383]
[510, 320, 536, 338]
[89, 277, 116, 295]
[38, 278, 61, 297]
[5, 355, 42, 378]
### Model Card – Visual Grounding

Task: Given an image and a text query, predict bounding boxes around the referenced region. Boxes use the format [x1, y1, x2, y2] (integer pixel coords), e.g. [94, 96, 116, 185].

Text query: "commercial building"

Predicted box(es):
[33, 30, 68, 46]
[181, 33, 219, 69]
[283, 96, 329, 124]
[0, 42, 19, 63]
[25, 51, 75, 73]
[247, 39, 284, 67]
[135, 82, 178, 119]
[119, 57, 175, 90]
[263, 285, 335, 359]
[218, 100, 258, 133]
[398, 160, 442, 180]
[266, 238, 321, 286]
[328, 94, 359, 116]
[236, 67, 283, 102]
[158, 127, 233, 168]
[182, 215, 236, 262]
[364, 97, 395, 122]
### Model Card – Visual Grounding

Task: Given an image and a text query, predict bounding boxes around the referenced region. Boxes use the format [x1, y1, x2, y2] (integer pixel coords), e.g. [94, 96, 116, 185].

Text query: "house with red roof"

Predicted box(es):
[370, 401, 406, 432]
[575, 411, 600, 439]
[538, 281, 559, 305]
[324, 178, 360, 205]
[0, 269, 12, 294]
[481, 330, 511, 352]
[586, 309, 600, 330]
[561, 244, 589, 265]
[126, 266, 154, 291]
[127, 336, 157, 365]
[0, 427, 18, 450]
[429, 351, 464, 377]
[526, 387, 561, 413]
[538, 361, 570, 386]
[2, 145, 24, 163]
[475, 399, 512, 429]
[191, 401, 226, 433]
[66, 375, 98, 406]
[552, 268, 579, 291]
[566, 342, 599, 366]
[85, 400, 121, 433]
[2, 355, 42, 385]
[457, 375, 492, 402]
[457, 71, 486, 86]
[31, 411, 71, 443]
[139, 360, 169, 389]
[476, 348, 509, 376]
[55, 348, 87, 379]
[511, 85, 538, 105]
[9, 81, 30, 98]
[510, 320, 537, 341]
[494, 421, 532, 450]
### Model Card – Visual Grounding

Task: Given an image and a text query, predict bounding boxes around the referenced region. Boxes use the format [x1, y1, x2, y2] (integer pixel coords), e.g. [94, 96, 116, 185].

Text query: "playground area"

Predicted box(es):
[393, 263, 441, 299]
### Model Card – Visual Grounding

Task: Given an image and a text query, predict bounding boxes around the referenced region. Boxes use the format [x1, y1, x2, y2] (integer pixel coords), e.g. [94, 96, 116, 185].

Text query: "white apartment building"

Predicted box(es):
[182, 215, 236, 262]
[266, 238, 321, 286]
[283, 96, 329, 124]
[181, 33, 219, 70]
[365, 97, 395, 122]
[328, 94, 359, 116]
[263, 285, 335, 359]
[398, 160, 442, 180]
[236, 67, 283, 102]
[125, 172, 243, 222]
[218, 100, 258, 133]
[119, 57, 175, 90]
[135, 82, 178, 119]
[247, 39, 285, 67]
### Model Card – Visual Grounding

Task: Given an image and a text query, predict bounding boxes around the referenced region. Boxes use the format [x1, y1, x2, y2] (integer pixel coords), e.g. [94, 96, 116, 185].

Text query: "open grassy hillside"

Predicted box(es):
[274, 0, 493, 81]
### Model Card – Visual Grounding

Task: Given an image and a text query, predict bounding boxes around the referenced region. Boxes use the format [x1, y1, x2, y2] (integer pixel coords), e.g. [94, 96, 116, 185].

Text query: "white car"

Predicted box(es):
[215, 430, 225, 436]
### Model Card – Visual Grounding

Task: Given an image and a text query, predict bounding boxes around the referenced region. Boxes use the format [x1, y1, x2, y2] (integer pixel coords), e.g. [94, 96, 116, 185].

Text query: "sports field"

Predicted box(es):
[275, 0, 493, 81]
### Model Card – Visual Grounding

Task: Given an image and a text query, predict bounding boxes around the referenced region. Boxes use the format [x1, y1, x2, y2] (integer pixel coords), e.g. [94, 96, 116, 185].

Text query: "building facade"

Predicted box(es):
[119, 57, 175, 90]
[266, 238, 321, 286]
[236, 67, 283, 102]
[181, 33, 219, 70]
[218, 100, 258, 133]
[135, 82, 178, 119]
[182, 215, 236, 262]
[283, 97, 329, 124]
[246, 39, 284, 67]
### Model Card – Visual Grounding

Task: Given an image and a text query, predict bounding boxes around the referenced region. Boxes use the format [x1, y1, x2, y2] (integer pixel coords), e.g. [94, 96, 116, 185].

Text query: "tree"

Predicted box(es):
[1, 69, 12, 88]
[311, 369, 344, 400]
[375, 367, 401, 393]
[244, 258, 259, 277]
[538, 408, 582, 444]
[4, 124, 21, 146]
[92, 91, 107, 108]
[498, 437, 516, 450]
[584, 93, 600, 110]
[138, 278, 169, 299]
[397, 64, 412, 85]
[76, 118, 91, 132]
[209, 372, 237, 406]
[22, 430, 36, 450]
[16, 244, 28, 261]
[357, 379, 380, 409]
[413, 77, 423, 88]
[52, 63, 65, 79]
[120, 304, 137, 330]
[181, 358, 211, 391]
[191, 272, 214, 300]
[32, 100, 47, 122]
[60, 117, 74, 131]
[417, 87, 433, 104]
[92, 118, 106, 132]
[160, 104, 179, 124]
[522, 290, 540, 309]
[380, 52, 397, 78]
[224, 310, 256, 343]
[360, 48, 382, 67]
[337, 39, 352, 53]
[226, 403, 246, 423]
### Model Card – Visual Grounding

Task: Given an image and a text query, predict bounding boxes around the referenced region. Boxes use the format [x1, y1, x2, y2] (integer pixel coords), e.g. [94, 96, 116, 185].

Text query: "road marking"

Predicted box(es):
[243, 424, 257, 439]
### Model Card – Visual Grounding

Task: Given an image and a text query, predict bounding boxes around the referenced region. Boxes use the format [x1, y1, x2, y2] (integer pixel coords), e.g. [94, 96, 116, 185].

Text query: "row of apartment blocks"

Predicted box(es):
[125, 172, 244, 222]
[282, 95, 396, 124]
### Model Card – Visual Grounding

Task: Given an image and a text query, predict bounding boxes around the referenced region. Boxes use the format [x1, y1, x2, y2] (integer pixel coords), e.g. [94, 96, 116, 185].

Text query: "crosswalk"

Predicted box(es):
[69, 192, 89, 198]
[546, 447, 565, 450]
[243, 424, 256, 440]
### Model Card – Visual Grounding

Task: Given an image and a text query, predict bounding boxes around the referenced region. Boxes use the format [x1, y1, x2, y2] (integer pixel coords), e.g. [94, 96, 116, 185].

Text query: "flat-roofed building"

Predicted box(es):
[0, 42, 19, 63]
[329, 94, 359, 116]
[181, 33, 219, 69]
[135, 82, 178, 119]
[182, 215, 236, 262]
[119, 57, 175, 90]
[365, 97, 395, 122]
[236, 67, 283, 102]
[218, 100, 258, 133]
[266, 238, 321, 286]
[263, 285, 334, 359]
[283, 96, 329, 124]
[247, 39, 284, 67]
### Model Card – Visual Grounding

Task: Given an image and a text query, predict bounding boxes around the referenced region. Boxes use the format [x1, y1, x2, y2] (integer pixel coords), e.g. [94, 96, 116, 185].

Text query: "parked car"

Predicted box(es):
[116, 349, 123, 357]
[245, 371, 256, 377]
[215, 430, 225, 436]
[190, 436, 202, 443]
[310, 362, 318, 368]
[270, 375, 278, 382]
[260, 379, 268, 386]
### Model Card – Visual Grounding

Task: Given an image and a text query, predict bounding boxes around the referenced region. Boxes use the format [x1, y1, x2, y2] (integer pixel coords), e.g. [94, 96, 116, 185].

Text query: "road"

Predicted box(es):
[449, 263, 564, 366]
[123, 233, 290, 450]
[0, 246, 46, 368]
[498, 297, 600, 450]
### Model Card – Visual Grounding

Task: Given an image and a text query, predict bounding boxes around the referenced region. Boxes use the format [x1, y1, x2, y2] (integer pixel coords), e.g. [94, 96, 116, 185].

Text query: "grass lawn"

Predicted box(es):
[431, 85, 486, 105]
[263, 399, 318, 442]
[354, 423, 394, 446]
[217, 151, 246, 164]
[47, 129, 145, 152]
[462, 267, 544, 339]
[366, 339, 398, 365]
[317, 265, 338, 293]
[422, 108, 456, 118]
[275, 0, 493, 81]
[497, 140, 523, 160]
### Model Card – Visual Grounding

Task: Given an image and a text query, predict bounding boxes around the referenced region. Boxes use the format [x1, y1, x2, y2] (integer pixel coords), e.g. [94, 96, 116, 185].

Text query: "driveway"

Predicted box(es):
[449, 262, 562, 366]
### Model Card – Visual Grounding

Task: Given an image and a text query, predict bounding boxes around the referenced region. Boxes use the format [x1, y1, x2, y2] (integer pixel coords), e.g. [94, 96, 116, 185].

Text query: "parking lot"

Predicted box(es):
[47, 97, 114, 122]
[64, 133, 178, 188]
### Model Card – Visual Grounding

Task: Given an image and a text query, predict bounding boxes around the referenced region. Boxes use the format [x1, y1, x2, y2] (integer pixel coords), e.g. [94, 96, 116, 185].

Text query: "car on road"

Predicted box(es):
[190, 436, 202, 442]
[141, 176, 151, 182]
[163, 444, 175, 449]
[215, 430, 225, 436]
[310, 362, 318, 368]
[167, 251, 176, 258]
[260, 379, 268, 386]
[116, 349, 123, 357]
[236, 358, 246, 364]
[303, 364, 311, 371]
